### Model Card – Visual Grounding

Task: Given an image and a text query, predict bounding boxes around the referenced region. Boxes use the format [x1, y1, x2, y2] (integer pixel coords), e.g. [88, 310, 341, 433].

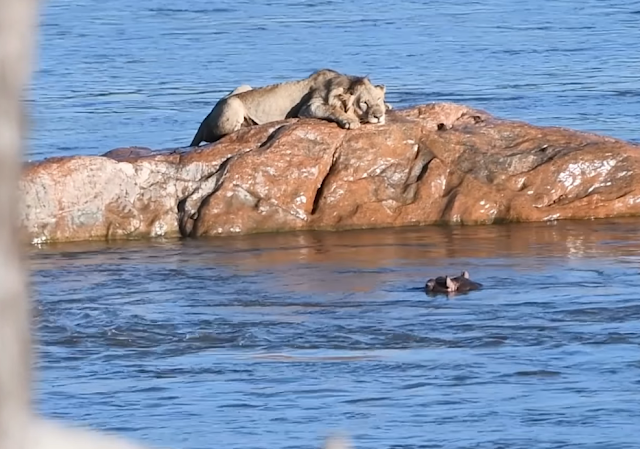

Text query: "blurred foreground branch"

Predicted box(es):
[0, 0, 39, 446]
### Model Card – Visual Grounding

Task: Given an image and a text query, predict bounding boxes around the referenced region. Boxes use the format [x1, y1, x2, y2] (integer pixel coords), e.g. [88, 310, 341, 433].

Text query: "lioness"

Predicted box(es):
[189, 69, 389, 146]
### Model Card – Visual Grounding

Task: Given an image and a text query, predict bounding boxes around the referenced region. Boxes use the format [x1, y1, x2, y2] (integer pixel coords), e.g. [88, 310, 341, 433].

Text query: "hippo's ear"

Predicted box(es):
[461, 271, 470, 279]
[445, 276, 456, 291]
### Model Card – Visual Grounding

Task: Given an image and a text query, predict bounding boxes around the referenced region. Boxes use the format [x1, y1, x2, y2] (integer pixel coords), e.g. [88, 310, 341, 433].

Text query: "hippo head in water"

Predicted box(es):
[425, 270, 483, 295]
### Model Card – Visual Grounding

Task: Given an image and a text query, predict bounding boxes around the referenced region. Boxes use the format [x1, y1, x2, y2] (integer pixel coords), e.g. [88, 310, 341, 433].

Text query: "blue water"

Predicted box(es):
[30, 0, 640, 160]
[30, 1, 640, 449]
[33, 221, 640, 449]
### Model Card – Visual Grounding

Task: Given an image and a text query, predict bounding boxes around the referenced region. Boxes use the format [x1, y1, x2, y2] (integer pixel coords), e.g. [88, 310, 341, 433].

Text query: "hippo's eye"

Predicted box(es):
[359, 101, 368, 110]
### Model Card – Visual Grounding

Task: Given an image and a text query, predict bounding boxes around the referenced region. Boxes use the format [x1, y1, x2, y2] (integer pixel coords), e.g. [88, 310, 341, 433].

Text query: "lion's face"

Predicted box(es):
[349, 79, 387, 125]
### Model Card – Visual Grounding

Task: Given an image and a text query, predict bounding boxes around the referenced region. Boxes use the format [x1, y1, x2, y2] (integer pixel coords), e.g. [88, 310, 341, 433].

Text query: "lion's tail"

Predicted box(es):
[189, 124, 204, 147]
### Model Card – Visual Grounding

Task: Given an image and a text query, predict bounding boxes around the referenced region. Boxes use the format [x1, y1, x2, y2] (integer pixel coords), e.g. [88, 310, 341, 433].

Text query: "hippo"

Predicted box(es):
[425, 270, 483, 295]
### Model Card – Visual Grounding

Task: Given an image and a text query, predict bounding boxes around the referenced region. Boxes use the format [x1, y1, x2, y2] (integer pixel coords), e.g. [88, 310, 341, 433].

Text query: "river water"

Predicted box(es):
[30, 1, 640, 448]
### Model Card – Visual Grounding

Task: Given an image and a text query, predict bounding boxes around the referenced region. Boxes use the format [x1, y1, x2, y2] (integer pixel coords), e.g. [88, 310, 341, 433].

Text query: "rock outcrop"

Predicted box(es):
[20, 103, 640, 244]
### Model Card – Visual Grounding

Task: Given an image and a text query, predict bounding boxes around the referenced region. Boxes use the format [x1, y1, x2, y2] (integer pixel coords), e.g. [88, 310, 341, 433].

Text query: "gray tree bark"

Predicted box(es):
[0, 0, 39, 447]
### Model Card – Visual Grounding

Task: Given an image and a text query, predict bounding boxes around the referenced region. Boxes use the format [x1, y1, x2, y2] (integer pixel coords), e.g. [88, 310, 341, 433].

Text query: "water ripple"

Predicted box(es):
[29, 220, 640, 448]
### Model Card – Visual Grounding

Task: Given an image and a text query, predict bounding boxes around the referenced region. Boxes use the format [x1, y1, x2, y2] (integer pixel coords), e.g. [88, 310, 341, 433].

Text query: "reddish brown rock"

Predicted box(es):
[19, 103, 640, 244]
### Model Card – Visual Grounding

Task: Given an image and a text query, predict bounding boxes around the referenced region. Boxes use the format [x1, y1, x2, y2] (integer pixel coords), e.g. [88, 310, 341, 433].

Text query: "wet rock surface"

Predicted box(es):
[19, 103, 640, 243]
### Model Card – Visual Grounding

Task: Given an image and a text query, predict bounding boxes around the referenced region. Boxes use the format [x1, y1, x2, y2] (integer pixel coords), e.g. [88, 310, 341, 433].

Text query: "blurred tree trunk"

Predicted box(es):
[0, 0, 39, 448]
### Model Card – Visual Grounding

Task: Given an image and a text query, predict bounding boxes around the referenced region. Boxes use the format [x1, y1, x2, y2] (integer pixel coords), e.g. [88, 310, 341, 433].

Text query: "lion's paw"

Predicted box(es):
[343, 119, 361, 130]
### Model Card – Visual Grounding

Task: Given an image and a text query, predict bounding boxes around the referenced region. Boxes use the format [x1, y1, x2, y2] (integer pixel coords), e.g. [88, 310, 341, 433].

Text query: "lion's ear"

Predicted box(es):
[376, 84, 386, 94]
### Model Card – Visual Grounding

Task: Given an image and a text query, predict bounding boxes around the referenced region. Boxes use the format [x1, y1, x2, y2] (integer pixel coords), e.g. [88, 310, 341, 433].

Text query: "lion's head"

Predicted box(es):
[344, 78, 387, 125]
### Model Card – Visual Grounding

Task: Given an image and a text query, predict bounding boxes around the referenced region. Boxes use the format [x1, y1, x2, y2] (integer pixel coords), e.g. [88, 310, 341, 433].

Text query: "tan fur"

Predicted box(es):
[189, 69, 341, 146]
[228, 84, 253, 96]
[298, 75, 388, 130]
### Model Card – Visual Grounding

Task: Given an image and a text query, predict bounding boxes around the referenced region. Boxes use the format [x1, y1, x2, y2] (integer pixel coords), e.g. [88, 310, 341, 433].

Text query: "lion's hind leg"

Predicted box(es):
[189, 96, 247, 146]
[213, 96, 248, 136]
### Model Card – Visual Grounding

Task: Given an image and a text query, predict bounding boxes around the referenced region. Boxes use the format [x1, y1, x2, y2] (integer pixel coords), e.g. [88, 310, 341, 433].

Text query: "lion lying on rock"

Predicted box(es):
[189, 69, 390, 147]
